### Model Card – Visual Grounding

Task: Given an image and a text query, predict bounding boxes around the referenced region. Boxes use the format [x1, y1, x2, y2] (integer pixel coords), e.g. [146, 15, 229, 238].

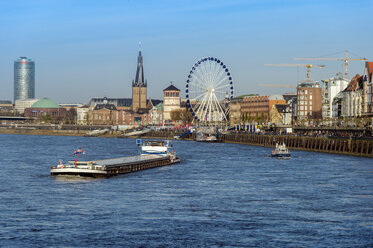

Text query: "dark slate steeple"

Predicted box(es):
[133, 42, 147, 87]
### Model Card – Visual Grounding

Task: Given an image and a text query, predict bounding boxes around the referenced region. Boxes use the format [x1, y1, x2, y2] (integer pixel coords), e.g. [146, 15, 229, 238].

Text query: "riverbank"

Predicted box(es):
[0, 128, 120, 137]
[1, 128, 372, 158]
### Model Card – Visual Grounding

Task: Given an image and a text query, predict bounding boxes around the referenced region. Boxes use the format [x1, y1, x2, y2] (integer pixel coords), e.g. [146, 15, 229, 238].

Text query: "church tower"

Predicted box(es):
[132, 43, 147, 112]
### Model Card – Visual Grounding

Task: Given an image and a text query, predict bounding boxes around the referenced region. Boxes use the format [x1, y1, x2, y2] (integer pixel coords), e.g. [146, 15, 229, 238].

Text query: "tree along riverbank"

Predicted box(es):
[1, 128, 372, 158]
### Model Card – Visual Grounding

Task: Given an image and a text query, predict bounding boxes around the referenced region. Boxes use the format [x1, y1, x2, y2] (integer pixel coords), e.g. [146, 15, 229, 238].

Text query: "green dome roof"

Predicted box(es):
[31, 98, 60, 108]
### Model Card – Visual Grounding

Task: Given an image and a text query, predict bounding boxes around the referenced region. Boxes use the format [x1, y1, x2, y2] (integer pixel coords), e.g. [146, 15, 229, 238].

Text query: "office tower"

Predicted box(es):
[14, 57, 35, 102]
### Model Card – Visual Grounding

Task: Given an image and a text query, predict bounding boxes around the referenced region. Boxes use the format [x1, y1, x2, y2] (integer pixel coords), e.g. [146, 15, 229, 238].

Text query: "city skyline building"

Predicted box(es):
[241, 95, 286, 123]
[321, 73, 349, 119]
[163, 83, 181, 124]
[14, 57, 35, 103]
[296, 81, 322, 120]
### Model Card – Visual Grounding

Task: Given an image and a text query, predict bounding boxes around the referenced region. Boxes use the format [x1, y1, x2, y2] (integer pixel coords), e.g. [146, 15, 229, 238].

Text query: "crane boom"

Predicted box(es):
[265, 64, 324, 79]
[294, 50, 367, 80]
[259, 84, 296, 88]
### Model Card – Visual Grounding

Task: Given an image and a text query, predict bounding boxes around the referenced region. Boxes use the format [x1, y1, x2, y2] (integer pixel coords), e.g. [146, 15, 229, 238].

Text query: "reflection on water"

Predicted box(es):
[0, 134, 372, 247]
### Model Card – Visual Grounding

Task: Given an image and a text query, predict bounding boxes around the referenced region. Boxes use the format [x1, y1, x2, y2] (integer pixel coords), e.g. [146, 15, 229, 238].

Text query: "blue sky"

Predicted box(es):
[0, 0, 372, 103]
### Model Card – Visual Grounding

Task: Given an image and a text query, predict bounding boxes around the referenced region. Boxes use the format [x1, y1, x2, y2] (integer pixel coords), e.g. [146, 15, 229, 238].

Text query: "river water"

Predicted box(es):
[0, 134, 372, 247]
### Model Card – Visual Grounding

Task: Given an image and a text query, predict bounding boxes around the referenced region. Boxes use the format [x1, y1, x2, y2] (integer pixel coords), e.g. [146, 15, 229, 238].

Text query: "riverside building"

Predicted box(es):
[321, 73, 349, 119]
[296, 81, 322, 120]
[163, 83, 181, 125]
[14, 57, 35, 103]
[241, 95, 286, 123]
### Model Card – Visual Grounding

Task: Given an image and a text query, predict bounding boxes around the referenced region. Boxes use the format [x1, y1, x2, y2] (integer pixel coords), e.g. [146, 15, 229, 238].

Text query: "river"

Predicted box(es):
[0, 134, 372, 247]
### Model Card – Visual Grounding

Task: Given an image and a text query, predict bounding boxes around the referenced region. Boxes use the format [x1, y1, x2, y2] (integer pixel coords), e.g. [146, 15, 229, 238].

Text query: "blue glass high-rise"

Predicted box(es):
[14, 57, 35, 103]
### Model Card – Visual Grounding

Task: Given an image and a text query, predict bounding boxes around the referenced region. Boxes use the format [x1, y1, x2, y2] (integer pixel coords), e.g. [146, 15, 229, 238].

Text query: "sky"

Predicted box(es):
[0, 0, 372, 103]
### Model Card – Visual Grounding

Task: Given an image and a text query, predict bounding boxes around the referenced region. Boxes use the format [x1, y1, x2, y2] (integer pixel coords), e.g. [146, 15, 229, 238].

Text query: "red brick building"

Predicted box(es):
[24, 98, 66, 122]
[296, 82, 322, 120]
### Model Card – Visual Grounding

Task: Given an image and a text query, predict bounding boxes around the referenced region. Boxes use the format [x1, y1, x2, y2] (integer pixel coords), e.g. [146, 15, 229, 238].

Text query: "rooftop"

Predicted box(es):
[31, 98, 60, 109]
[163, 84, 180, 91]
[268, 94, 284, 100]
[94, 104, 117, 111]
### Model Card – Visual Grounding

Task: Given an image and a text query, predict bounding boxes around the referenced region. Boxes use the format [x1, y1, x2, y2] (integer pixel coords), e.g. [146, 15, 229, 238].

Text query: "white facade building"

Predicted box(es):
[163, 84, 181, 124]
[15, 98, 39, 114]
[322, 73, 349, 119]
[77, 106, 89, 125]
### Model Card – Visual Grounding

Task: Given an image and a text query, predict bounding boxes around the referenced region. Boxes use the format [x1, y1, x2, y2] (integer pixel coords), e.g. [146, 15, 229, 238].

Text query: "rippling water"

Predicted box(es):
[0, 134, 372, 247]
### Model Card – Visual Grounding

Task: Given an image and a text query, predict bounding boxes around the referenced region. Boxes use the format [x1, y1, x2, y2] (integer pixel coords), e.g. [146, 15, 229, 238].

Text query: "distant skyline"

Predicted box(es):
[0, 0, 372, 103]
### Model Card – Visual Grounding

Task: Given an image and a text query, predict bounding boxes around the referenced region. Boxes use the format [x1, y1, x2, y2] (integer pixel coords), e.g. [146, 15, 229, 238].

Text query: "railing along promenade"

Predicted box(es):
[221, 133, 373, 158]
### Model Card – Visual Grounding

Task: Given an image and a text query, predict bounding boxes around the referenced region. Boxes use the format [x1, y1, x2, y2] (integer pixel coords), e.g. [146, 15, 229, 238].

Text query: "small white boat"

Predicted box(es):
[122, 128, 151, 137]
[271, 143, 291, 158]
[84, 129, 109, 137]
[195, 131, 218, 142]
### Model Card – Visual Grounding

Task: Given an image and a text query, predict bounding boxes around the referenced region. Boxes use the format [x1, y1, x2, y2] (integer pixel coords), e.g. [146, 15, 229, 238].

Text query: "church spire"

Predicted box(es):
[133, 42, 146, 87]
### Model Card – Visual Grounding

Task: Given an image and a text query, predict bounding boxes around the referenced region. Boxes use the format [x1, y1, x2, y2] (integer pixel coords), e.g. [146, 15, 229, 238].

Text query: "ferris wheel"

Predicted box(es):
[185, 57, 234, 125]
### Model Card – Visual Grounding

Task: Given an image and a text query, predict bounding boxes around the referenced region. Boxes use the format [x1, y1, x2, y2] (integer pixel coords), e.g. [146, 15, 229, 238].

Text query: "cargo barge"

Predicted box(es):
[50, 140, 180, 178]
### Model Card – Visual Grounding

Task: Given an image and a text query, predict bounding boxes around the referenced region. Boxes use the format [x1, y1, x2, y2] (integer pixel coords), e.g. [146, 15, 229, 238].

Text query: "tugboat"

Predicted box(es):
[271, 143, 291, 158]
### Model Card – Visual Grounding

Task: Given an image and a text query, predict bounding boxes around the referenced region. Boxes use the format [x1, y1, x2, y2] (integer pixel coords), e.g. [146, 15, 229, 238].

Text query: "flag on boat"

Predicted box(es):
[73, 148, 86, 155]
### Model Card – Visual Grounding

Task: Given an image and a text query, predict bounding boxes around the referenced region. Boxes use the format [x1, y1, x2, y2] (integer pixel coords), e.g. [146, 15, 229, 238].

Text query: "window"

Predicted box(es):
[305, 90, 308, 94]
[310, 90, 312, 94]
[309, 106, 312, 111]
[300, 106, 304, 110]
[310, 95, 312, 100]
[305, 95, 308, 100]
[300, 95, 304, 100]
[301, 101, 305, 105]
[305, 106, 307, 110]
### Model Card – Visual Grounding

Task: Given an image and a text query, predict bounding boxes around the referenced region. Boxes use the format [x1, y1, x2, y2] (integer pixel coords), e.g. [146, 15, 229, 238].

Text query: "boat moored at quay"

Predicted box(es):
[50, 140, 180, 178]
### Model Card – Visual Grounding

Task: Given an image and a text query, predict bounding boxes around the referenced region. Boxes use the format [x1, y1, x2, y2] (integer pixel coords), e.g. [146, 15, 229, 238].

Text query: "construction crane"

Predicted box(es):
[294, 50, 367, 80]
[265, 64, 325, 79]
[259, 83, 296, 88]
